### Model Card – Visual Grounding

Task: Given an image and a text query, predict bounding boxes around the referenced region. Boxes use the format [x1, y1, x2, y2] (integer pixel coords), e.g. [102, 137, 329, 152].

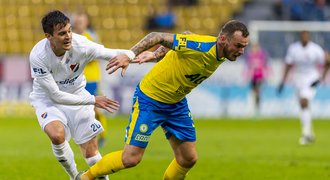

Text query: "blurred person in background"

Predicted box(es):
[29, 10, 135, 179]
[145, 3, 176, 32]
[76, 20, 249, 180]
[278, 31, 330, 145]
[73, 11, 108, 148]
[245, 43, 269, 115]
[303, 0, 327, 21]
[168, 0, 198, 6]
[287, 0, 328, 21]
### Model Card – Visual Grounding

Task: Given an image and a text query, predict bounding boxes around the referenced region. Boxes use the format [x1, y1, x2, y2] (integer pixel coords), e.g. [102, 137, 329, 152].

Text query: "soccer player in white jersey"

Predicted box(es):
[29, 10, 135, 179]
[278, 31, 330, 145]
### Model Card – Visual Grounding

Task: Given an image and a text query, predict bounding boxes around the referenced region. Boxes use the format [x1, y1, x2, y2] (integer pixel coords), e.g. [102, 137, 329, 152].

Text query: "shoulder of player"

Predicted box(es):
[177, 33, 216, 41]
[288, 42, 303, 51]
[291, 41, 301, 47]
[30, 38, 49, 61]
[308, 41, 323, 49]
[70, 33, 94, 54]
[72, 33, 87, 44]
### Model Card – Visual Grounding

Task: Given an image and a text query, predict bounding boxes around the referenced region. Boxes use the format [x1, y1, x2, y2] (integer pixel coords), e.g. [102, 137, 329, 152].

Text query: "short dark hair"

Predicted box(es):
[219, 20, 249, 38]
[41, 10, 70, 35]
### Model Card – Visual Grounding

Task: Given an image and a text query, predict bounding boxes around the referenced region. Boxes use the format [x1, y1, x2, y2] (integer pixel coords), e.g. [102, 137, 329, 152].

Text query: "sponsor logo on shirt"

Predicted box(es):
[197, 42, 201, 50]
[33, 68, 47, 75]
[70, 63, 80, 72]
[134, 134, 150, 142]
[178, 37, 187, 50]
[41, 112, 47, 119]
[56, 75, 79, 85]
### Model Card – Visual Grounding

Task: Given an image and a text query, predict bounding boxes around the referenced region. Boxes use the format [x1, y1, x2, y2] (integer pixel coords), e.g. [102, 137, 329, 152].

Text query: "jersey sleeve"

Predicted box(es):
[35, 74, 95, 105]
[29, 53, 50, 79]
[173, 34, 216, 55]
[83, 38, 135, 61]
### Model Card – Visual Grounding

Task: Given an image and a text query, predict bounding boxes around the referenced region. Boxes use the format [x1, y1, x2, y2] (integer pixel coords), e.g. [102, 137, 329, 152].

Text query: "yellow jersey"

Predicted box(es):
[82, 31, 101, 82]
[140, 34, 226, 104]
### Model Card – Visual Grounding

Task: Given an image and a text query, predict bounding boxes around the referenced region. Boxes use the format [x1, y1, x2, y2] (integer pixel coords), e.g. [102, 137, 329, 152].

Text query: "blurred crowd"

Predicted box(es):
[273, 0, 330, 21]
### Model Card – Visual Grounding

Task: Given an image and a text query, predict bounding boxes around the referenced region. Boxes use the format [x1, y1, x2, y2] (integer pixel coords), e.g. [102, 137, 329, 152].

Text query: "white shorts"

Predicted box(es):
[294, 76, 318, 100]
[31, 99, 103, 145]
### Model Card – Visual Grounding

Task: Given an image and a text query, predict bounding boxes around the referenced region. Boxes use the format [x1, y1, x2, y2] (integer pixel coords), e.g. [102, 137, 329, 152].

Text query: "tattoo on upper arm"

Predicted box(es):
[131, 32, 174, 56]
[154, 46, 170, 61]
[160, 33, 174, 48]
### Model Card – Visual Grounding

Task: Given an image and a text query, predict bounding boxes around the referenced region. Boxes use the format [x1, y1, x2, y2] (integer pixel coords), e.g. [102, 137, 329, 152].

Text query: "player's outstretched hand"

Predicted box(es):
[132, 51, 157, 64]
[106, 54, 131, 76]
[95, 96, 120, 113]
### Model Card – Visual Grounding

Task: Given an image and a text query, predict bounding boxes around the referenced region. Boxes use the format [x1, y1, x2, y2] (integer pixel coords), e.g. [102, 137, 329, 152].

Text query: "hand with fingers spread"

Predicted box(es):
[106, 54, 131, 76]
[94, 96, 120, 113]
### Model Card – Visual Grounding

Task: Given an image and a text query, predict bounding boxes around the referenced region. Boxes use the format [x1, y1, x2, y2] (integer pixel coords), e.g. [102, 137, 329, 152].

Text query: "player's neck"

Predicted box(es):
[51, 45, 66, 57]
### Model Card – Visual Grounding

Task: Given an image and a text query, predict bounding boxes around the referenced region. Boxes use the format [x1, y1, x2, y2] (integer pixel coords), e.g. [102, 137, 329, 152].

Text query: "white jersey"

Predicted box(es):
[29, 33, 132, 105]
[285, 41, 325, 83]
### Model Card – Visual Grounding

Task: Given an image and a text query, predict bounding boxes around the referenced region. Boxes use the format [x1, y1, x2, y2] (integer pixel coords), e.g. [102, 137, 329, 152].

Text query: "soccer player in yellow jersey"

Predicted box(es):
[73, 12, 108, 147]
[76, 20, 249, 180]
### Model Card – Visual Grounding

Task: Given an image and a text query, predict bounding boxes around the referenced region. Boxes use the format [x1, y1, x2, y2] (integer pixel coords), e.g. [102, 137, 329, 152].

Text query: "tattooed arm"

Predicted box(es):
[132, 45, 170, 64]
[130, 32, 174, 55]
[152, 31, 193, 61]
[106, 32, 174, 76]
[132, 31, 194, 64]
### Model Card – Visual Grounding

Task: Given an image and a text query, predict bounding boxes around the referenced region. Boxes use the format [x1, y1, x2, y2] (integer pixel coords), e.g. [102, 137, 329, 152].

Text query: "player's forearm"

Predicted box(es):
[281, 64, 292, 83]
[321, 61, 330, 80]
[49, 90, 95, 105]
[37, 75, 95, 105]
[131, 32, 174, 56]
[97, 48, 135, 61]
[322, 52, 330, 80]
[153, 46, 170, 62]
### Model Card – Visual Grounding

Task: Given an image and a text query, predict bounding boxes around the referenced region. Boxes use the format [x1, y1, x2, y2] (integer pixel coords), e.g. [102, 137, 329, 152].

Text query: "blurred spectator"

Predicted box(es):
[245, 43, 269, 115]
[285, 0, 328, 21]
[168, 0, 198, 6]
[145, 4, 176, 31]
[288, 0, 304, 20]
[304, 0, 327, 21]
[273, 0, 284, 20]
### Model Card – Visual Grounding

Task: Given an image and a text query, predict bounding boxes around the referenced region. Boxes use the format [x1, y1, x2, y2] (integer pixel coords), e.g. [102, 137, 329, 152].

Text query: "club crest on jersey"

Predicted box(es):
[139, 124, 148, 133]
[70, 63, 80, 72]
[41, 112, 48, 119]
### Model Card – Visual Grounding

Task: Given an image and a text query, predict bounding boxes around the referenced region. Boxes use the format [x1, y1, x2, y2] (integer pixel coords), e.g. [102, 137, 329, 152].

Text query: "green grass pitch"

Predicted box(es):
[1, 116, 330, 179]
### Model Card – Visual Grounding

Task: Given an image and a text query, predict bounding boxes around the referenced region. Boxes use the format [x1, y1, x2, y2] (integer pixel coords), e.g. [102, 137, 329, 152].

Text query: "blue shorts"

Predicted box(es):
[125, 85, 196, 148]
[85, 82, 98, 95]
